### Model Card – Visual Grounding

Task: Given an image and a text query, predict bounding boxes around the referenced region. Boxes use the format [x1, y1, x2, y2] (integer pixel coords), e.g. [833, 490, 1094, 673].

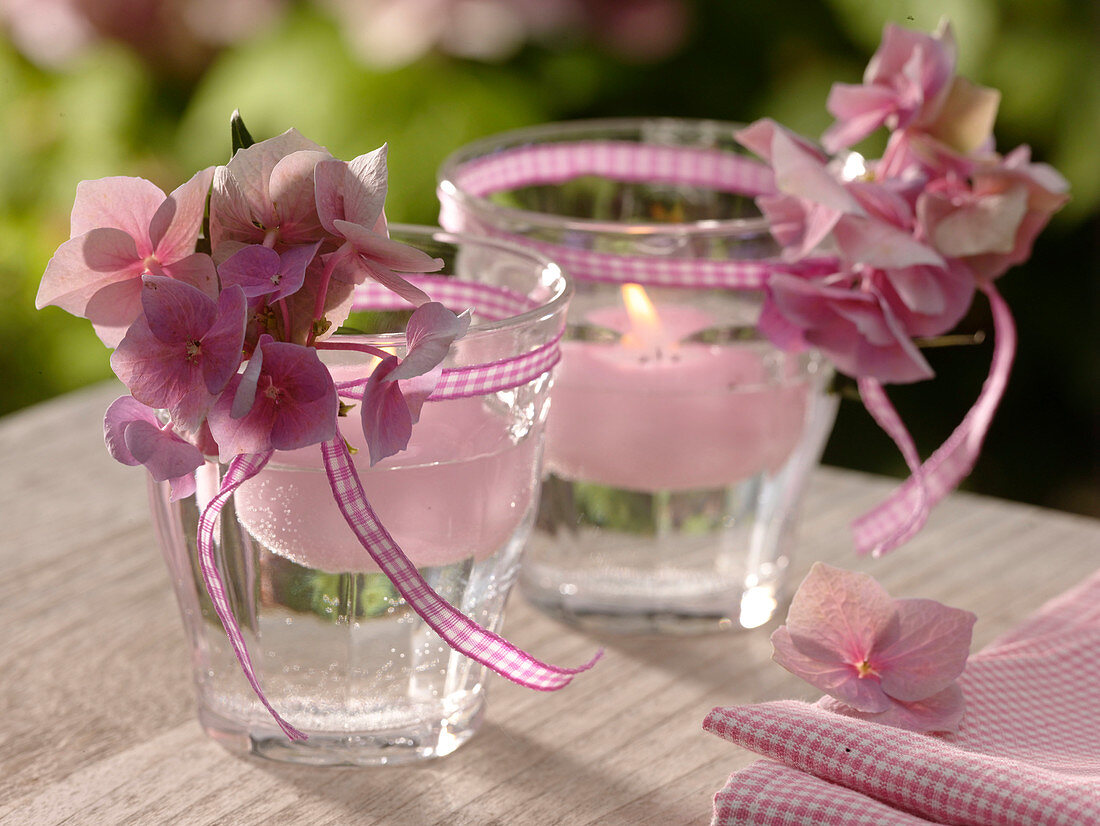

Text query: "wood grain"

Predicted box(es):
[2, 382, 1097, 825]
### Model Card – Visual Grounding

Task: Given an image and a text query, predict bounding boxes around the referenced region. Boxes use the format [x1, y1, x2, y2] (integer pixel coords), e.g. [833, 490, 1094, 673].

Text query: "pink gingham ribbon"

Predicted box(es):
[353, 274, 543, 321]
[853, 283, 1017, 556]
[440, 140, 1019, 556]
[439, 141, 801, 289]
[195, 274, 594, 737]
[340, 275, 563, 400]
[321, 437, 600, 690]
[195, 450, 305, 741]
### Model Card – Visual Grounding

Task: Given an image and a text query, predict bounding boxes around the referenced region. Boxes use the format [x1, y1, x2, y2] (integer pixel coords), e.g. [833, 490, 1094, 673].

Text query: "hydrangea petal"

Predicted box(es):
[218, 245, 283, 298]
[315, 147, 388, 236]
[927, 76, 1000, 155]
[212, 338, 337, 458]
[231, 339, 265, 419]
[772, 626, 892, 713]
[401, 363, 443, 424]
[833, 215, 944, 270]
[334, 219, 445, 274]
[262, 341, 339, 450]
[336, 254, 431, 307]
[822, 83, 898, 152]
[209, 165, 258, 248]
[224, 128, 327, 228]
[875, 597, 976, 702]
[784, 563, 899, 666]
[388, 302, 470, 381]
[104, 395, 158, 466]
[772, 129, 863, 215]
[872, 261, 975, 338]
[160, 252, 219, 300]
[207, 374, 277, 458]
[820, 682, 966, 733]
[360, 354, 412, 465]
[103, 395, 202, 502]
[931, 186, 1029, 258]
[85, 279, 145, 348]
[149, 167, 215, 258]
[69, 176, 164, 241]
[202, 286, 248, 394]
[343, 145, 390, 228]
[735, 118, 827, 166]
[110, 314, 209, 430]
[768, 274, 934, 383]
[124, 419, 204, 482]
[169, 473, 198, 502]
[35, 229, 140, 315]
[271, 242, 321, 301]
[268, 150, 329, 241]
[141, 274, 216, 344]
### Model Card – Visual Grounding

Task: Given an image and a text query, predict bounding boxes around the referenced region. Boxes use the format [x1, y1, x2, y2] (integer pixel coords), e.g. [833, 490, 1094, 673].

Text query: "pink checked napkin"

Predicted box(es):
[704, 568, 1100, 826]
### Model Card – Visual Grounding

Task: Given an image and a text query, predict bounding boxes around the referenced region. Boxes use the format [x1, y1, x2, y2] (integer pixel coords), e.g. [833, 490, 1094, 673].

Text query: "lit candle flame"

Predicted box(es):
[620, 283, 666, 356]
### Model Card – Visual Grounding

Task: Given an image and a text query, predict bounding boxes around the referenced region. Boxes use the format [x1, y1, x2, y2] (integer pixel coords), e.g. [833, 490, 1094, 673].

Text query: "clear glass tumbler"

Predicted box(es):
[438, 119, 838, 634]
[149, 227, 570, 764]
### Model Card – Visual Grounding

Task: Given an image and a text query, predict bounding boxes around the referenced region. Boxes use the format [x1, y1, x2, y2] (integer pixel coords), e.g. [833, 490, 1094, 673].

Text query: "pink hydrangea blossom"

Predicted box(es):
[103, 395, 204, 501]
[868, 260, 975, 339]
[917, 146, 1070, 282]
[823, 20, 1002, 181]
[762, 272, 934, 384]
[822, 21, 959, 154]
[217, 242, 321, 303]
[206, 334, 339, 459]
[209, 129, 332, 253]
[314, 145, 443, 306]
[772, 563, 976, 732]
[739, 120, 944, 271]
[110, 276, 248, 431]
[36, 168, 216, 346]
[209, 132, 443, 343]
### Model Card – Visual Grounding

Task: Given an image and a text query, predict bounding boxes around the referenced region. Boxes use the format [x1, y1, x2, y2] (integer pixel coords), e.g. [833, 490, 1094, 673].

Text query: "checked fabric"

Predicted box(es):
[704, 567, 1100, 826]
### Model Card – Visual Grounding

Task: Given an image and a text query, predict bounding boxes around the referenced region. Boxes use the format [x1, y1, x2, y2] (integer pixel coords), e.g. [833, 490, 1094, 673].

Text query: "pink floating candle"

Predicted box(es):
[234, 396, 540, 573]
[546, 284, 810, 492]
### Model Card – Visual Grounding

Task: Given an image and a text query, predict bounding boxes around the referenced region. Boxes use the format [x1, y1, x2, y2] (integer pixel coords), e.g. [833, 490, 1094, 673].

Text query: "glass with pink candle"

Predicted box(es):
[438, 120, 838, 634]
[150, 227, 571, 764]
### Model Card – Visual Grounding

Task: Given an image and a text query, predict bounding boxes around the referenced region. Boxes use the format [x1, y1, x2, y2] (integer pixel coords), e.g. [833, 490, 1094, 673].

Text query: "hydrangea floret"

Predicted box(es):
[739, 21, 1069, 555]
[772, 563, 976, 732]
[37, 120, 462, 490]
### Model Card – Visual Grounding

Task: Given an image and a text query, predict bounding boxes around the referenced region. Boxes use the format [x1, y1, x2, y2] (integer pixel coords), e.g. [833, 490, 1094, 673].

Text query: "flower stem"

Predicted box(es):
[307, 243, 352, 346]
[314, 340, 391, 360]
[275, 299, 291, 341]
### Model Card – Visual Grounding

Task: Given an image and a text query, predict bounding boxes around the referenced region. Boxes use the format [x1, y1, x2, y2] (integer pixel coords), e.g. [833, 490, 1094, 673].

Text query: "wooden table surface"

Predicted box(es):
[2, 382, 1098, 826]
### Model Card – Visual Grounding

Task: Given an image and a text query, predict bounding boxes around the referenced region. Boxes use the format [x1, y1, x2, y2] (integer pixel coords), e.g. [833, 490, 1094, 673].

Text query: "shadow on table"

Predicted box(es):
[581, 617, 798, 704]
[242, 721, 641, 825]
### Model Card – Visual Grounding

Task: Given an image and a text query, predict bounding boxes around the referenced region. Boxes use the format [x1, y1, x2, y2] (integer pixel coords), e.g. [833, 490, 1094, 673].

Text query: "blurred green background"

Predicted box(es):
[2, 0, 1096, 515]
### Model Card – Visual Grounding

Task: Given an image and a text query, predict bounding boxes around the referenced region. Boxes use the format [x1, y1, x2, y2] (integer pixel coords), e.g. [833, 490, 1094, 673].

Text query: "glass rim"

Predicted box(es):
[437, 117, 772, 239]
[344, 223, 573, 346]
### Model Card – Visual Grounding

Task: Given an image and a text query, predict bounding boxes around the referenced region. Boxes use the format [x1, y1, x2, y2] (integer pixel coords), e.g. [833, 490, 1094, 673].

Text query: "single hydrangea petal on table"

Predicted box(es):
[772, 562, 975, 732]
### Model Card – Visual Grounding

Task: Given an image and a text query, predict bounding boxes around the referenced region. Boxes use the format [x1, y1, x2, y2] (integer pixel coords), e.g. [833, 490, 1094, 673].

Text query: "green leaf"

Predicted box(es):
[229, 109, 255, 157]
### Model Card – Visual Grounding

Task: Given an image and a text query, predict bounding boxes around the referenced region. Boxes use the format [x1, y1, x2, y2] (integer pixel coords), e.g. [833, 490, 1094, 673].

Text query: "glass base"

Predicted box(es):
[521, 475, 792, 635]
[198, 692, 486, 766]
